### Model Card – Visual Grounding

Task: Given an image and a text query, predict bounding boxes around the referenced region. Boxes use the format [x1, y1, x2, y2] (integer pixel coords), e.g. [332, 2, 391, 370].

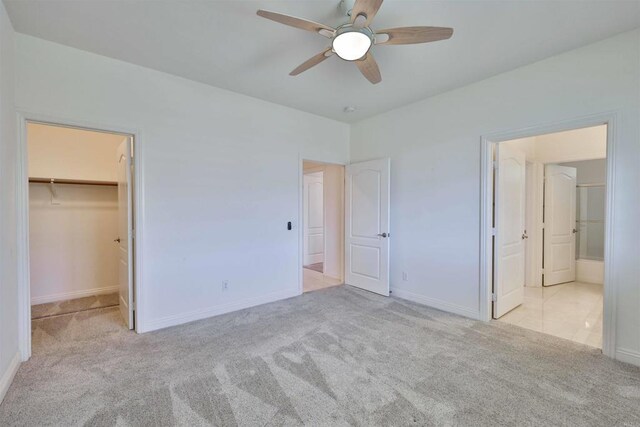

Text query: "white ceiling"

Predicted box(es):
[4, 0, 640, 123]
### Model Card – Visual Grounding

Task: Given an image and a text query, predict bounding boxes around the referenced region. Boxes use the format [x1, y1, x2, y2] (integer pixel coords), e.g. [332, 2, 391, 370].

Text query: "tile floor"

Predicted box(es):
[31, 292, 119, 320]
[497, 281, 603, 348]
[304, 262, 323, 273]
[303, 268, 342, 293]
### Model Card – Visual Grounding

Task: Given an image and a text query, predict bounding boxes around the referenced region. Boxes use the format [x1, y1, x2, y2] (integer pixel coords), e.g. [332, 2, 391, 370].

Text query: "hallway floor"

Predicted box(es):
[497, 281, 603, 348]
[302, 268, 342, 293]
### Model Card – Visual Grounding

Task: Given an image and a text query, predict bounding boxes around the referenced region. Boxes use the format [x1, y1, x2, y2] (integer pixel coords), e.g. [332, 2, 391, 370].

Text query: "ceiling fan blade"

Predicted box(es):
[257, 10, 335, 37]
[350, 0, 383, 28]
[375, 26, 454, 45]
[290, 49, 334, 76]
[355, 52, 382, 84]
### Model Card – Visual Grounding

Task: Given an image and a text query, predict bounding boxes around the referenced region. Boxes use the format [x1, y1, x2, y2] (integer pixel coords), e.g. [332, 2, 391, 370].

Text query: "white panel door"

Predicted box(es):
[493, 145, 526, 318]
[304, 172, 324, 266]
[345, 158, 390, 296]
[543, 165, 577, 286]
[117, 138, 134, 329]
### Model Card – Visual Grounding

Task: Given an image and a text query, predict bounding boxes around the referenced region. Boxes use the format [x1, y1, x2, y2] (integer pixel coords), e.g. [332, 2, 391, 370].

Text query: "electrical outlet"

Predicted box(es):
[402, 272, 408, 281]
[222, 280, 229, 291]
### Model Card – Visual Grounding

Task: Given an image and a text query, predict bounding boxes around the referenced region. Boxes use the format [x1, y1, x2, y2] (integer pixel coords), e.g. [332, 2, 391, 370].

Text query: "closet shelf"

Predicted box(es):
[29, 177, 118, 187]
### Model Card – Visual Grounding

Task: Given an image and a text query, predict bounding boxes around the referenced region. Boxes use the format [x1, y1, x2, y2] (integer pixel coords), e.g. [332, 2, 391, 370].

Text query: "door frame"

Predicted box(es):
[15, 111, 145, 361]
[298, 158, 346, 294]
[480, 112, 617, 358]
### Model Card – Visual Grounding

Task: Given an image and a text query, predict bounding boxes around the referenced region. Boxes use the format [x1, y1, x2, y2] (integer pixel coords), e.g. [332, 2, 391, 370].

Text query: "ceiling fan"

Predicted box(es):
[256, 0, 453, 84]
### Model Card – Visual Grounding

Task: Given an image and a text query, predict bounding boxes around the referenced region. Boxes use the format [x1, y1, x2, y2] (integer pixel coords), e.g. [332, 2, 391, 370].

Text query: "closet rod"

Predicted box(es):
[29, 177, 118, 187]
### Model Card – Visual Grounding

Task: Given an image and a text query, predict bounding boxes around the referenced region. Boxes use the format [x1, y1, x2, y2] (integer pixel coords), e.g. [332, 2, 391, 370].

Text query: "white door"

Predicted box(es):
[117, 138, 134, 329]
[493, 145, 526, 318]
[345, 158, 390, 296]
[543, 165, 577, 286]
[304, 172, 324, 266]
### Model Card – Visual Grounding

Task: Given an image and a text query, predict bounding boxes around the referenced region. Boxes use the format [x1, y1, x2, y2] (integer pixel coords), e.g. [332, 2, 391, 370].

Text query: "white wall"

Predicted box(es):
[534, 125, 607, 163]
[29, 184, 119, 304]
[560, 159, 607, 185]
[0, 0, 19, 402]
[15, 34, 350, 333]
[322, 164, 344, 281]
[350, 30, 640, 365]
[502, 125, 607, 164]
[28, 123, 126, 182]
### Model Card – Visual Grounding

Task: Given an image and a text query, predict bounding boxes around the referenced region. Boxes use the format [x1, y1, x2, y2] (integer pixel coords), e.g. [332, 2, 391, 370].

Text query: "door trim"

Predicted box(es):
[480, 112, 617, 358]
[15, 111, 145, 360]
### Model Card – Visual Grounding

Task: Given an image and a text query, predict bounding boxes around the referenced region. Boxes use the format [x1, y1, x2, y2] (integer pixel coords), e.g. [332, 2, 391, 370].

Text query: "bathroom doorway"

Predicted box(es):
[487, 123, 609, 349]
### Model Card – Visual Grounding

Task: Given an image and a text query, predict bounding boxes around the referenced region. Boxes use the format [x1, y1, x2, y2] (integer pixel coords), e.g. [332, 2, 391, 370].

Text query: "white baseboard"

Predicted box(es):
[390, 287, 480, 320]
[0, 352, 21, 404]
[576, 259, 604, 284]
[140, 288, 300, 333]
[31, 285, 119, 305]
[616, 348, 640, 367]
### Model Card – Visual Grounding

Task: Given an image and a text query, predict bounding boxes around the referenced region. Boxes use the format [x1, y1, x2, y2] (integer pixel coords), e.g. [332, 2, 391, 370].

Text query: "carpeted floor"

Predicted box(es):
[31, 292, 119, 320]
[1, 286, 639, 425]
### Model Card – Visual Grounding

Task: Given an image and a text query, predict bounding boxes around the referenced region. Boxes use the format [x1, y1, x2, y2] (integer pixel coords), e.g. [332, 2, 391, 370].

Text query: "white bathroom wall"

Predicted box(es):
[350, 30, 640, 365]
[534, 125, 607, 163]
[0, 0, 20, 403]
[560, 159, 607, 185]
[15, 34, 350, 333]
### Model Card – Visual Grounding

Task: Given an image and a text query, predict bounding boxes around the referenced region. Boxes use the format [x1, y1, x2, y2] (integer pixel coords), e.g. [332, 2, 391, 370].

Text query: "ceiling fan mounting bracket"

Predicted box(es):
[338, 0, 356, 17]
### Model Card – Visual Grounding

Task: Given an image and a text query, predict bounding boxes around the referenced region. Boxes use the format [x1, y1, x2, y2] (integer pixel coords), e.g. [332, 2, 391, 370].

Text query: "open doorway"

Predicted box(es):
[302, 160, 344, 292]
[490, 124, 608, 348]
[26, 122, 136, 349]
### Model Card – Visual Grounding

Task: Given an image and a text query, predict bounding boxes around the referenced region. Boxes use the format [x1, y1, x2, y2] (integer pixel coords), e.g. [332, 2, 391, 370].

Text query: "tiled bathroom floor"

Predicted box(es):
[497, 282, 603, 348]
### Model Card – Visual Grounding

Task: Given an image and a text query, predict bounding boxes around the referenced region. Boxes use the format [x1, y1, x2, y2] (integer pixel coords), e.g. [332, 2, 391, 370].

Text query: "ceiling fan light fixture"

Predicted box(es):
[332, 27, 372, 61]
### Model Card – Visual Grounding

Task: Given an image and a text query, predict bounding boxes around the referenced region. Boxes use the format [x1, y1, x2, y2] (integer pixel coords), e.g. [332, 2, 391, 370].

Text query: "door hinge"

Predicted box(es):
[491, 227, 497, 236]
[492, 160, 498, 169]
[491, 293, 497, 302]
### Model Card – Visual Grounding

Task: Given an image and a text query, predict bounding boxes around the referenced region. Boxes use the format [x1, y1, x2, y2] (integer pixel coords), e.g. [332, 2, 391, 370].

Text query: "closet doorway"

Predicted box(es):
[25, 121, 136, 349]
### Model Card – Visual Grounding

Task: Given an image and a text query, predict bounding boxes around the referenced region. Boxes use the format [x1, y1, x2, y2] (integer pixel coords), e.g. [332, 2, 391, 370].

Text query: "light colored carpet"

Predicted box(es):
[1, 285, 639, 425]
[31, 292, 119, 320]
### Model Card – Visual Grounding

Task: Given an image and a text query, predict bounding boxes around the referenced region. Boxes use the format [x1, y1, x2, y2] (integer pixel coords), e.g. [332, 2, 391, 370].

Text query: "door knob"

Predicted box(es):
[377, 233, 388, 238]
[572, 228, 578, 234]
[114, 237, 121, 243]
[522, 233, 528, 240]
